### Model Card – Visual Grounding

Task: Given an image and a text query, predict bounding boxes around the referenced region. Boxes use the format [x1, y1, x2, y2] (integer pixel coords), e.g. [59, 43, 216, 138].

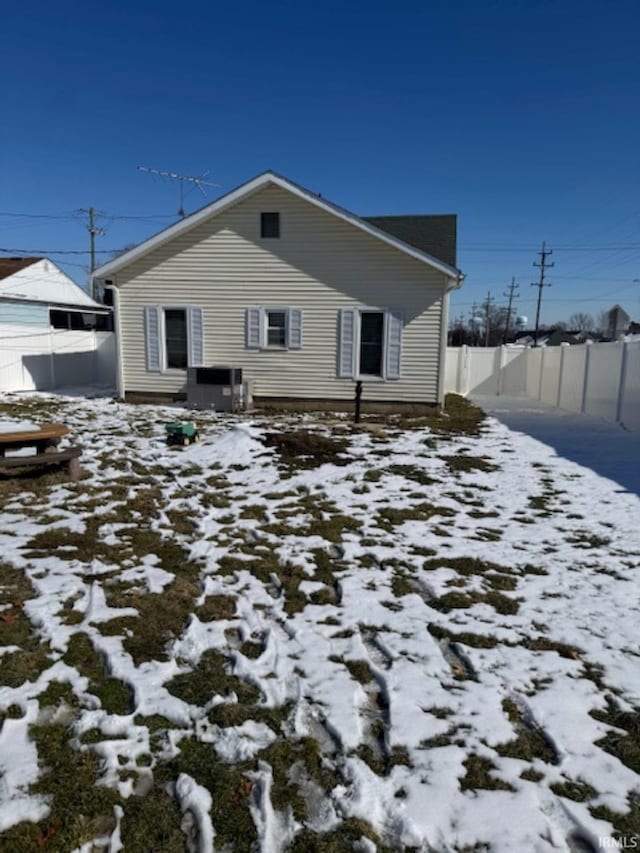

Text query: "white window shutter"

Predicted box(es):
[338, 308, 357, 378]
[287, 308, 303, 349]
[188, 307, 204, 366]
[246, 307, 262, 349]
[386, 310, 403, 380]
[144, 305, 161, 372]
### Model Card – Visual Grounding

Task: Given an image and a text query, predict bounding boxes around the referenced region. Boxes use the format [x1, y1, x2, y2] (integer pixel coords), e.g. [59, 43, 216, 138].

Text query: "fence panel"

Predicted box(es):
[525, 348, 543, 398]
[0, 326, 116, 393]
[445, 341, 639, 430]
[95, 333, 117, 387]
[444, 347, 461, 394]
[620, 342, 640, 430]
[583, 343, 623, 422]
[500, 349, 528, 395]
[540, 347, 562, 405]
[467, 349, 499, 395]
[558, 345, 587, 412]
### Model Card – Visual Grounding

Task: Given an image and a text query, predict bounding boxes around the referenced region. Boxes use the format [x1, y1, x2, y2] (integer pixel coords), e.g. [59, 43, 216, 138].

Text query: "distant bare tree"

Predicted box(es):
[595, 310, 609, 336]
[568, 312, 595, 332]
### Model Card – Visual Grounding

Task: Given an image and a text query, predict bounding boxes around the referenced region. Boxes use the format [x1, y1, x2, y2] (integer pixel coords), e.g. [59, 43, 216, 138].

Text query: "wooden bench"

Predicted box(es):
[0, 423, 82, 480]
[0, 446, 83, 480]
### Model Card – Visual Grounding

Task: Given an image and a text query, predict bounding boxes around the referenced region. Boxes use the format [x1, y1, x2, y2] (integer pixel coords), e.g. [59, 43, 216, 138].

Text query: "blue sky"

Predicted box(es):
[2, 0, 639, 326]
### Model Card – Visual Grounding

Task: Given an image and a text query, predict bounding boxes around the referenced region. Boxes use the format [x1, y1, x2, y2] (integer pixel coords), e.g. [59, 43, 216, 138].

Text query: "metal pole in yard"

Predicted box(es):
[354, 380, 363, 424]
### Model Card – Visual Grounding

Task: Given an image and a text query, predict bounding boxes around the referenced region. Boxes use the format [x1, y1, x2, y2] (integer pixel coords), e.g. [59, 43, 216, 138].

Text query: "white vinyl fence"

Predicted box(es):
[0, 325, 116, 393]
[445, 341, 640, 431]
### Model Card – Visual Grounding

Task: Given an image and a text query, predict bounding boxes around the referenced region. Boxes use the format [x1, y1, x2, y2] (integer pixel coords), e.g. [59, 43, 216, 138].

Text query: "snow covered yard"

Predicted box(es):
[0, 392, 638, 853]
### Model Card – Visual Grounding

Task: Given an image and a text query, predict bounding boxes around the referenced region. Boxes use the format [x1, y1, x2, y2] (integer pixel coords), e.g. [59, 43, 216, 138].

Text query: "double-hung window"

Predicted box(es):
[164, 308, 188, 369]
[266, 310, 287, 347]
[144, 305, 204, 372]
[358, 311, 385, 377]
[338, 307, 403, 380]
[246, 307, 303, 350]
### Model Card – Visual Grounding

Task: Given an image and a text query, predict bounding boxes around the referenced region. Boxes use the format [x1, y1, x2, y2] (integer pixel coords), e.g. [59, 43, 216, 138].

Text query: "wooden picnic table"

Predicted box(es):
[0, 422, 82, 480]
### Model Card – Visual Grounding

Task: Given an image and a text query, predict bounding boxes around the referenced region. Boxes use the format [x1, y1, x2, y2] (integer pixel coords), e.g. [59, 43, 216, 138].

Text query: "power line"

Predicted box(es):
[0, 247, 122, 255]
[0, 210, 174, 221]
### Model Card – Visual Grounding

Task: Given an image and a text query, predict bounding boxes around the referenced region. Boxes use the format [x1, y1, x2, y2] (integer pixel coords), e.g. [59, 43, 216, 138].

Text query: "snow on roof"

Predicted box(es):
[0, 258, 105, 310]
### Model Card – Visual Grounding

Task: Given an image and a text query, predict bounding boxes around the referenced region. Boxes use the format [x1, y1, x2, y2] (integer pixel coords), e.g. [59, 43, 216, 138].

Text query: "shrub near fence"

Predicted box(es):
[445, 341, 640, 431]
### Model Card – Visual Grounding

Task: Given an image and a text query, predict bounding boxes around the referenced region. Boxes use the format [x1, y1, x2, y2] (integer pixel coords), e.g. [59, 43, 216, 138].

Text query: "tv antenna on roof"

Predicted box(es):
[137, 166, 220, 218]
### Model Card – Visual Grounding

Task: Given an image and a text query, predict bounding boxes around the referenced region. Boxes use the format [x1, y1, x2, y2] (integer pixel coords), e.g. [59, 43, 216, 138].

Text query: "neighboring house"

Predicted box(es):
[0, 257, 114, 392]
[0, 257, 110, 329]
[513, 329, 581, 347]
[92, 171, 462, 407]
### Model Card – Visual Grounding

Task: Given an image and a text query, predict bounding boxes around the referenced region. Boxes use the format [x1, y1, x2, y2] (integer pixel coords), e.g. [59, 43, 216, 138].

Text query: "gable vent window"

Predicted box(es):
[261, 212, 280, 238]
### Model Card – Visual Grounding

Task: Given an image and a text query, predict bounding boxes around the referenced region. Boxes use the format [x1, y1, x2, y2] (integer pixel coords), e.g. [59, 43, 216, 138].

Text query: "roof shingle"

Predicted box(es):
[363, 215, 457, 268]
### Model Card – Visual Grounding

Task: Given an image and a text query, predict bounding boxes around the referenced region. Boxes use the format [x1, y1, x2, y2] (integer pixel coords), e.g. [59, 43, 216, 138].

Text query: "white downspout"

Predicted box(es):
[437, 288, 450, 407]
[105, 284, 125, 399]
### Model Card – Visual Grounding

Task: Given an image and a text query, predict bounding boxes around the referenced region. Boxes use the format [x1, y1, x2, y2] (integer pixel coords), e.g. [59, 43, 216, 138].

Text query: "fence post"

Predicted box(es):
[455, 346, 465, 394]
[615, 341, 629, 425]
[556, 343, 569, 408]
[49, 330, 56, 390]
[581, 341, 592, 414]
[461, 345, 470, 395]
[496, 345, 506, 396]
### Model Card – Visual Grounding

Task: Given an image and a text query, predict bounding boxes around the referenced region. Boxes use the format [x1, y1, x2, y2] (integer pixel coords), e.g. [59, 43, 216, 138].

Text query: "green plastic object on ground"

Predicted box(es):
[165, 421, 200, 446]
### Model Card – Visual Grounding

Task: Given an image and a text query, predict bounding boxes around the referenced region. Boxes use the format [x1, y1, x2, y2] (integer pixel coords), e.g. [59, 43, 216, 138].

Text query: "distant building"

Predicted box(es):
[513, 328, 580, 347]
[606, 304, 630, 339]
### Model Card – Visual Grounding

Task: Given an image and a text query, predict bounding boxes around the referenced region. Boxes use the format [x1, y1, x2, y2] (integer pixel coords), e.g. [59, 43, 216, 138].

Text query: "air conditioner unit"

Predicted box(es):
[186, 367, 249, 412]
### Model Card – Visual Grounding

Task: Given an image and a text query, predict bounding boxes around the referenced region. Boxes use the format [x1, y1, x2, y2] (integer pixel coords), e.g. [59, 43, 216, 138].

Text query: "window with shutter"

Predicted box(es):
[359, 312, 384, 377]
[164, 309, 188, 369]
[144, 305, 204, 371]
[337, 308, 403, 380]
[245, 307, 303, 350]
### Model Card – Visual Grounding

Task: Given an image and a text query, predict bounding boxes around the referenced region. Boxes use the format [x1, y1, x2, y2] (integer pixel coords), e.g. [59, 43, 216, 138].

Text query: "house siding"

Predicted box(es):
[0, 300, 49, 326]
[115, 184, 449, 403]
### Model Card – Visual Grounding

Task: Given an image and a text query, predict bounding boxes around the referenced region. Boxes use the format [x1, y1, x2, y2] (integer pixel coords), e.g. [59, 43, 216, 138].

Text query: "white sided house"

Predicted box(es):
[92, 172, 463, 408]
[0, 257, 114, 392]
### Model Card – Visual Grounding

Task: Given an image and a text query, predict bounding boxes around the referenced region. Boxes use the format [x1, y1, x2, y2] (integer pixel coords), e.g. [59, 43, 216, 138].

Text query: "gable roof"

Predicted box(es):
[0, 257, 41, 280]
[0, 257, 106, 310]
[93, 171, 462, 284]
[363, 215, 456, 268]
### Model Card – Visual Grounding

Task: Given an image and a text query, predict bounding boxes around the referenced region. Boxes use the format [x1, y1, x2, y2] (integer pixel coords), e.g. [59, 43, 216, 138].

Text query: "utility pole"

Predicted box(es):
[483, 291, 494, 347]
[531, 241, 554, 346]
[503, 277, 519, 344]
[470, 302, 479, 346]
[78, 208, 106, 299]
